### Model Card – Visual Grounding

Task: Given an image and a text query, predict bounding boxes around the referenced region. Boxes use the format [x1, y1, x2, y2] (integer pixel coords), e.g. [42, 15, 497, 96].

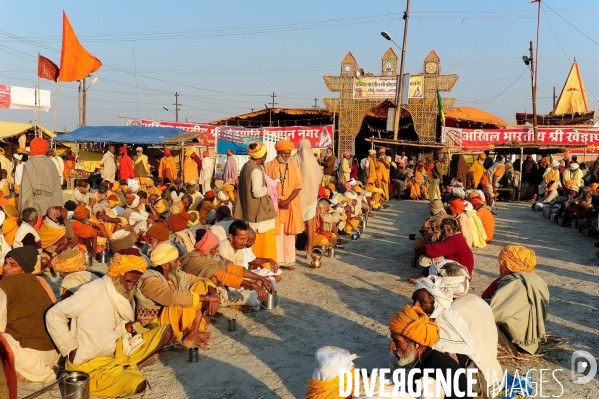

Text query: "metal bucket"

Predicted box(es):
[260, 291, 279, 310]
[63, 371, 90, 399]
[96, 251, 109, 264]
[83, 253, 93, 267]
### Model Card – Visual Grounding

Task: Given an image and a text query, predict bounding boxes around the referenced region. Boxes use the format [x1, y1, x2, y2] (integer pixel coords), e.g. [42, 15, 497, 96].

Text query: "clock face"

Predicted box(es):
[425, 62, 439, 74]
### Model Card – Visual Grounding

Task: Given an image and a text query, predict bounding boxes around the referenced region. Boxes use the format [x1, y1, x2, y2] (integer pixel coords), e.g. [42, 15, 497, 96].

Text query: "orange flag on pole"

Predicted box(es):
[59, 11, 102, 82]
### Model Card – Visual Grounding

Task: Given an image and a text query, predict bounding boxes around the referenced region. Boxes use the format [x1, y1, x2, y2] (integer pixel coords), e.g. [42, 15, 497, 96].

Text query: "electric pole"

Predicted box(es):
[313, 98, 318, 108]
[529, 41, 538, 144]
[174, 92, 181, 122]
[394, 0, 410, 141]
[82, 77, 87, 126]
[269, 92, 277, 127]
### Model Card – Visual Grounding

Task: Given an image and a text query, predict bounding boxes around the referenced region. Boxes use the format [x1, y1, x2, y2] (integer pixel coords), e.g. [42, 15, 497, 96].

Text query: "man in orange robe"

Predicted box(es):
[265, 140, 303, 266]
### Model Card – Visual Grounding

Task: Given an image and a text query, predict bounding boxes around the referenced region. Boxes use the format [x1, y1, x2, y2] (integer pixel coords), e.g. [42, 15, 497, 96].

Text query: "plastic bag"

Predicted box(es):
[496, 372, 533, 398]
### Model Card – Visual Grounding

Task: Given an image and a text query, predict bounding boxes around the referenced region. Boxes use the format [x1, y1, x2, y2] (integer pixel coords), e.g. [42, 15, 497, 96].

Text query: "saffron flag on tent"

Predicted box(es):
[436, 89, 445, 125]
[38, 54, 60, 82]
[59, 11, 102, 82]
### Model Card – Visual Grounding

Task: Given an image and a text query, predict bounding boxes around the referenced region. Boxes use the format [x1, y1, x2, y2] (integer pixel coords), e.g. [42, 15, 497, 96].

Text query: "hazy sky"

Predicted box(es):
[1, 1, 598, 131]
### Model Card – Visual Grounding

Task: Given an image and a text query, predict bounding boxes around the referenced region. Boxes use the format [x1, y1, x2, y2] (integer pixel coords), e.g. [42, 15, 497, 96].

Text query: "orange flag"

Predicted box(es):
[59, 11, 102, 82]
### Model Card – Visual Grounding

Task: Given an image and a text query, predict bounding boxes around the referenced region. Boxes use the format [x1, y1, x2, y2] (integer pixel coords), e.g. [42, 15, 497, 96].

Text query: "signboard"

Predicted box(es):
[0, 85, 50, 111]
[130, 119, 333, 152]
[129, 119, 217, 147]
[0, 85, 10, 109]
[353, 76, 396, 99]
[353, 75, 424, 100]
[442, 127, 599, 153]
[408, 75, 423, 98]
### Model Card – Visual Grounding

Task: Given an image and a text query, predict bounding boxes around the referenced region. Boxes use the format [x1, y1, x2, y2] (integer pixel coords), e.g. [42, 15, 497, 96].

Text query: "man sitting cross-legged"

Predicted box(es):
[135, 242, 220, 349]
[0, 247, 59, 382]
[46, 250, 173, 396]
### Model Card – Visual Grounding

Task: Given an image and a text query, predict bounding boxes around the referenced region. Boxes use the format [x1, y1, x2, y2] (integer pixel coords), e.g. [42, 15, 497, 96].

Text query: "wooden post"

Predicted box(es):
[51, 80, 61, 140]
[519, 147, 524, 202]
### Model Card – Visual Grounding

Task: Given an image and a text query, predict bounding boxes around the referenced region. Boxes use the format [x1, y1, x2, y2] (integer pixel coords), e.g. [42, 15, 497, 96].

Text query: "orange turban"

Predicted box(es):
[564, 180, 573, 189]
[327, 183, 336, 193]
[589, 183, 599, 190]
[146, 220, 170, 241]
[469, 196, 484, 208]
[30, 138, 48, 156]
[449, 199, 465, 215]
[51, 250, 86, 273]
[275, 140, 294, 151]
[498, 245, 537, 276]
[204, 190, 216, 200]
[73, 207, 90, 220]
[107, 253, 147, 278]
[389, 305, 439, 347]
[168, 212, 192, 232]
[478, 153, 486, 160]
[246, 140, 266, 159]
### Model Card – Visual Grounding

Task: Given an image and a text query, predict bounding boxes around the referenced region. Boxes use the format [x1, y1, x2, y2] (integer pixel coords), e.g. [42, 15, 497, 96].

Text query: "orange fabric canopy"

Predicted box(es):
[446, 106, 508, 128]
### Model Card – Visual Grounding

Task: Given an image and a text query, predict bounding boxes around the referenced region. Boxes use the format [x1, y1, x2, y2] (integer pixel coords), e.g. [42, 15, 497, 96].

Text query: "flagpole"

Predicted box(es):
[33, 84, 37, 137]
[37, 63, 41, 138]
[51, 80, 61, 140]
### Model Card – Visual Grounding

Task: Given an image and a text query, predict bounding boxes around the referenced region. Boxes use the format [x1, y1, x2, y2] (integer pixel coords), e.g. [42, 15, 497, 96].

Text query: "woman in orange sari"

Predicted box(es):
[406, 161, 429, 200]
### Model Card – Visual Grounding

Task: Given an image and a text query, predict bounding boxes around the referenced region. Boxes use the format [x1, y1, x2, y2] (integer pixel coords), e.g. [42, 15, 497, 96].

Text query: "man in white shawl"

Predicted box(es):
[436, 260, 503, 396]
[47, 148, 65, 186]
[409, 275, 485, 392]
[100, 145, 117, 183]
[46, 252, 173, 396]
[290, 139, 323, 259]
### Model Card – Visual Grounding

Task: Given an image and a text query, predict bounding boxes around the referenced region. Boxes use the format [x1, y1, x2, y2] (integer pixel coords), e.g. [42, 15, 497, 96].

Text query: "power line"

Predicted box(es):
[543, 1, 599, 47]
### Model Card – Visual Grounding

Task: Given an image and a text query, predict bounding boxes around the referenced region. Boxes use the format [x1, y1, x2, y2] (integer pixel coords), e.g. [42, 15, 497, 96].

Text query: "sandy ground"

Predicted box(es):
[17, 200, 599, 398]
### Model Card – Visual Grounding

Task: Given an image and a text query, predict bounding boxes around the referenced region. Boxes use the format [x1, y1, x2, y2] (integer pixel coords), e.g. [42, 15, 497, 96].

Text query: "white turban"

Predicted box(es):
[552, 160, 560, 167]
[413, 275, 453, 319]
[436, 260, 471, 298]
[128, 179, 140, 193]
[464, 201, 474, 212]
[570, 162, 579, 170]
[128, 194, 140, 209]
[13, 154, 23, 161]
[217, 191, 229, 201]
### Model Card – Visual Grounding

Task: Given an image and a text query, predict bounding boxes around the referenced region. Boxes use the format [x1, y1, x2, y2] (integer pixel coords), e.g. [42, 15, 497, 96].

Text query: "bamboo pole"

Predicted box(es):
[51, 80, 61, 139]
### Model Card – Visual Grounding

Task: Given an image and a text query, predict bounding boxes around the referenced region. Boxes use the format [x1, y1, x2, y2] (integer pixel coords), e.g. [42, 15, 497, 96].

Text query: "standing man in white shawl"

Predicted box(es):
[410, 275, 485, 388]
[199, 151, 214, 195]
[47, 148, 65, 186]
[290, 139, 323, 259]
[436, 260, 503, 397]
[100, 144, 116, 183]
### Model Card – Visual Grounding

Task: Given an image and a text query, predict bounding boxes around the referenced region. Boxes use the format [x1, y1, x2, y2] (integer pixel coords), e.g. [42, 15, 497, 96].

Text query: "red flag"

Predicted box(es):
[38, 54, 60, 82]
[59, 11, 102, 82]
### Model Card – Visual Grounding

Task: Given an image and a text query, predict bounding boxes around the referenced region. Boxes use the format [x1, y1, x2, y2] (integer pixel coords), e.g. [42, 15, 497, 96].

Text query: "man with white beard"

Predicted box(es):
[135, 242, 220, 349]
[388, 305, 468, 399]
[46, 250, 173, 396]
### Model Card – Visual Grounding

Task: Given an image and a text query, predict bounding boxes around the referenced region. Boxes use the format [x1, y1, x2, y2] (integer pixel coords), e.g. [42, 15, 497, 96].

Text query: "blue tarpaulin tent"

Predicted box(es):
[54, 126, 183, 145]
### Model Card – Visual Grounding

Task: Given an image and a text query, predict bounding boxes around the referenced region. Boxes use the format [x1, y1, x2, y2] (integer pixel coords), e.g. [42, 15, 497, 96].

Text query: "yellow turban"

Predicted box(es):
[327, 183, 336, 193]
[389, 305, 439, 347]
[150, 242, 179, 267]
[185, 149, 195, 157]
[188, 210, 200, 227]
[478, 153, 486, 160]
[224, 183, 234, 192]
[354, 186, 363, 194]
[107, 253, 148, 278]
[275, 140, 294, 151]
[246, 140, 267, 159]
[51, 250, 86, 273]
[498, 245, 537, 276]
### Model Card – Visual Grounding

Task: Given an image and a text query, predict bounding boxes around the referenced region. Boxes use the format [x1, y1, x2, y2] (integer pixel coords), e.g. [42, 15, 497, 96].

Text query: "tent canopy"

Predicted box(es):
[0, 121, 55, 139]
[446, 106, 508, 128]
[54, 126, 183, 145]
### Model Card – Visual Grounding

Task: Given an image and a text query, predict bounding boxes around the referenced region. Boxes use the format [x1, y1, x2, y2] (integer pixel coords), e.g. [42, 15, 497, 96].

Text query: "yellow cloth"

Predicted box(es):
[183, 157, 199, 183]
[107, 254, 148, 278]
[306, 369, 355, 399]
[51, 250, 86, 273]
[38, 222, 66, 248]
[2, 217, 18, 247]
[66, 324, 170, 397]
[78, 150, 103, 173]
[223, 183, 235, 201]
[469, 161, 486, 188]
[247, 140, 266, 159]
[158, 281, 212, 341]
[252, 229, 277, 266]
[498, 245, 537, 276]
[198, 200, 216, 224]
[158, 156, 178, 183]
[466, 210, 487, 249]
[544, 169, 559, 185]
[388, 305, 439, 347]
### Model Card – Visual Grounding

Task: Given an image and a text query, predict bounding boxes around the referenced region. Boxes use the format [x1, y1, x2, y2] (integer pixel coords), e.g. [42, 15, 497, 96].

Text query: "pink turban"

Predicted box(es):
[194, 229, 220, 255]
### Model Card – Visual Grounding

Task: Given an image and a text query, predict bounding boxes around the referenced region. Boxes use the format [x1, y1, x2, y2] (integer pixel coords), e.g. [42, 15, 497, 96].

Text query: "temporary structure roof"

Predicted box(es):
[54, 126, 182, 145]
[0, 121, 55, 139]
[445, 107, 508, 128]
